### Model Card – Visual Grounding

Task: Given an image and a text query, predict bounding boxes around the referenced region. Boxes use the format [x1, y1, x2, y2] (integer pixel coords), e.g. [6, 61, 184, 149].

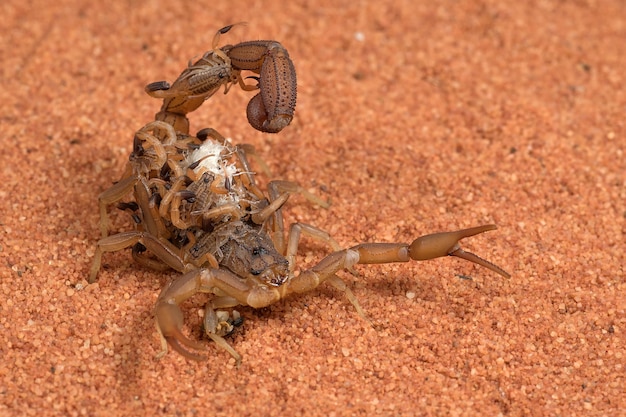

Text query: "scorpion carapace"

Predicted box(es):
[144, 23, 297, 135]
[90, 24, 510, 365]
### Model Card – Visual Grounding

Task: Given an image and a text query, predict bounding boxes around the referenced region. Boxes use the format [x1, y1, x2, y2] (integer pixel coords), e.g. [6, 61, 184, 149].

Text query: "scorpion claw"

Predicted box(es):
[448, 247, 511, 279]
[155, 301, 208, 361]
[408, 225, 510, 278]
[246, 92, 294, 133]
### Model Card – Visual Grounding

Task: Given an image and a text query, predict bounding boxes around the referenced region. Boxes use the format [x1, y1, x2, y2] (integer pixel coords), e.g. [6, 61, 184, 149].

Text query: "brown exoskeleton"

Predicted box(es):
[94, 24, 298, 240]
[90, 25, 510, 366]
[145, 23, 297, 135]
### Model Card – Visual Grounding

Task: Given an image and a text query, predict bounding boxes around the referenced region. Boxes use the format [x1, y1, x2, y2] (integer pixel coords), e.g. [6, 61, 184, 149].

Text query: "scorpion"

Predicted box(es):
[89, 25, 510, 365]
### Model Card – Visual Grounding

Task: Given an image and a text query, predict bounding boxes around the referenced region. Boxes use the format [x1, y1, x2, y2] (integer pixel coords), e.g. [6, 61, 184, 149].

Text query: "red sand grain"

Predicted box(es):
[1, 0, 624, 416]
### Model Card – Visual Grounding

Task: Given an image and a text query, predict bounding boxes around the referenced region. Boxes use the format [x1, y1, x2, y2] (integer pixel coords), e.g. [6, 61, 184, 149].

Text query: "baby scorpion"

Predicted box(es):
[89, 25, 510, 365]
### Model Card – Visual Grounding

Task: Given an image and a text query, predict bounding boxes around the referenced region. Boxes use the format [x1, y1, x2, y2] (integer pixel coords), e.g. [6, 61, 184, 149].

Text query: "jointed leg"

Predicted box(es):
[89, 231, 186, 283]
[97, 175, 138, 238]
[282, 223, 362, 314]
[203, 297, 243, 365]
[264, 180, 331, 253]
[284, 223, 343, 274]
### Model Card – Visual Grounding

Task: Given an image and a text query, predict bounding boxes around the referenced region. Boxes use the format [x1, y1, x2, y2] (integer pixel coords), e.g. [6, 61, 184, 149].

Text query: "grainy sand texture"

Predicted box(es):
[1, 0, 624, 416]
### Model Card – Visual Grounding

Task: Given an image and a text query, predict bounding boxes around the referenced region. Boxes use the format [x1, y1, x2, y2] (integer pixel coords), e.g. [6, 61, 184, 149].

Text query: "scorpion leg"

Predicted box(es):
[96, 174, 162, 240]
[212, 23, 246, 51]
[195, 203, 244, 230]
[267, 180, 330, 210]
[158, 176, 189, 223]
[203, 297, 243, 365]
[97, 175, 139, 238]
[131, 244, 174, 272]
[89, 231, 186, 283]
[236, 143, 272, 179]
[134, 176, 171, 239]
[284, 223, 343, 273]
[129, 178, 176, 272]
[325, 274, 371, 323]
[262, 180, 330, 253]
[283, 223, 365, 318]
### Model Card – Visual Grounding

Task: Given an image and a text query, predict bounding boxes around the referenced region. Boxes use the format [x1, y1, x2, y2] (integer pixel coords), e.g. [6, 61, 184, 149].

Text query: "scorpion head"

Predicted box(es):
[248, 245, 290, 286]
[221, 226, 290, 287]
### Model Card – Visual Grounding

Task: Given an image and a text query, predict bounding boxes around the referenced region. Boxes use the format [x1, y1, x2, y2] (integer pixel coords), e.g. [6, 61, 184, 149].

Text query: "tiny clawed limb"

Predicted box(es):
[203, 307, 243, 366]
[408, 224, 511, 278]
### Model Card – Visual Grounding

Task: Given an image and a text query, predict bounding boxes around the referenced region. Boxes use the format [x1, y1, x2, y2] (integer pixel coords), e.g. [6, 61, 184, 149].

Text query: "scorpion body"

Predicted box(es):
[90, 25, 510, 365]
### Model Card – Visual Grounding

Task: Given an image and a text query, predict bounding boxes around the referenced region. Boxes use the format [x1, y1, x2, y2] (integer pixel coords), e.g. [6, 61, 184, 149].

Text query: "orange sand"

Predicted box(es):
[1, 0, 624, 415]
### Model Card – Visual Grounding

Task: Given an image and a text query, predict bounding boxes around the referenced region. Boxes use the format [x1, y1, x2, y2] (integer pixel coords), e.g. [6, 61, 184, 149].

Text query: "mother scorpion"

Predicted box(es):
[89, 24, 510, 364]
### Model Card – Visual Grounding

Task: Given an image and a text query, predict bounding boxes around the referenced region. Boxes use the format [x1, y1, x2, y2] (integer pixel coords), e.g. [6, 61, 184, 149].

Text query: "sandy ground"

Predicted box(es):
[1, 0, 624, 415]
